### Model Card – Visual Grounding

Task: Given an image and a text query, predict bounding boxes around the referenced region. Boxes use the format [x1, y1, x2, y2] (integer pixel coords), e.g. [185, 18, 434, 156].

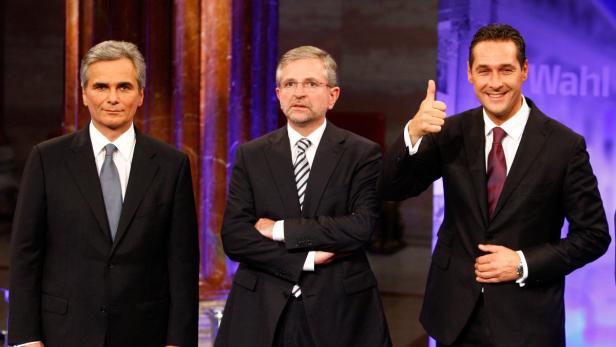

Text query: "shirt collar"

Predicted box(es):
[483, 96, 530, 142]
[89, 122, 136, 160]
[287, 119, 327, 149]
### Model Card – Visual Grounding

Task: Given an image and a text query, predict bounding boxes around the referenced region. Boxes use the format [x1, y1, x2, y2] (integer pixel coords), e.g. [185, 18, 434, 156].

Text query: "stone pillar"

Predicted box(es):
[199, 0, 232, 298]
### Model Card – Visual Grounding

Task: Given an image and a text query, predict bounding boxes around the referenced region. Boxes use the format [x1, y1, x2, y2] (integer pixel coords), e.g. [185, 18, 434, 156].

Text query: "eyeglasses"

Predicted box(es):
[279, 80, 330, 92]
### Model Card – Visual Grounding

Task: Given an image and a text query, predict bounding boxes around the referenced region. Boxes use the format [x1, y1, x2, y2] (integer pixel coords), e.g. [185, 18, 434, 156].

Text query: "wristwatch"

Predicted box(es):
[516, 262, 524, 278]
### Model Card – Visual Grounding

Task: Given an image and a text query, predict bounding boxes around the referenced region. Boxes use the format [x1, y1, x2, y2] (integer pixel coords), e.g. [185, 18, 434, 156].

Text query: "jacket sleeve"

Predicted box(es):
[221, 146, 307, 283]
[8, 146, 46, 345]
[379, 131, 442, 201]
[282, 142, 382, 252]
[166, 155, 200, 347]
[523, 136, 611, 284]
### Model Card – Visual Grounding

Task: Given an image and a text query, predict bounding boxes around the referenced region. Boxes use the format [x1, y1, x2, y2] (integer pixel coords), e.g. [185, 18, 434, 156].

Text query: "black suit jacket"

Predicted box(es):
[9, 126, 199, 347]
[215, 123, 391, 347]
[381, 99, 610, 347]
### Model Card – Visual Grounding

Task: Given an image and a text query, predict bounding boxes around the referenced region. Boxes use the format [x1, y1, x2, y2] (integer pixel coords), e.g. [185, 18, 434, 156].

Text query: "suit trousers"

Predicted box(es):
[273, 296, 316, 347]
[437, 294, 494, 347]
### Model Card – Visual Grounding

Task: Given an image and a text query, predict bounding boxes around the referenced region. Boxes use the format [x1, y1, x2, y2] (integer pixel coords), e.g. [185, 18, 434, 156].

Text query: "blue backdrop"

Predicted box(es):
[436, 0, 616, 346]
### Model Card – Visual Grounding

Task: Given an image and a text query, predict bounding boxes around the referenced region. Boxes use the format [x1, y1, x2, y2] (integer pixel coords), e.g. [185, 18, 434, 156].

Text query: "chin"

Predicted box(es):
[483, 101, 508, 114]
[289, 115, 314, 125]
[106, 121, 131, 130]
[488, 108, 513, 120]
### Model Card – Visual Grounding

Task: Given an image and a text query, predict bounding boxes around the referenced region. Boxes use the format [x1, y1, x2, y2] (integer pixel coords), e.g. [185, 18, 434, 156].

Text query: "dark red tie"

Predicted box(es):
[487, 127, 507, 218]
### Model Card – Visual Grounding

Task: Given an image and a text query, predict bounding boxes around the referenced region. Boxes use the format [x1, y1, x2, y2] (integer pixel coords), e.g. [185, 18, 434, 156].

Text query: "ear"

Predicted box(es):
[328, 86, 341, 110]
[138, 88, 144, 106]
[275, 87, 282, 101]
[521, 59, 529, 81]
[467, 61, 473, 84]
[82, 87, 88, 106]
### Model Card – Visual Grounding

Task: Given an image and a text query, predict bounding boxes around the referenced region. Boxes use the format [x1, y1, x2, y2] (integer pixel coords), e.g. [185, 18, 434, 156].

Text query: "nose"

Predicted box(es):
[488, 72, 503, 89]
[107, 88, 119, 104]
[292, 83, 308, 96]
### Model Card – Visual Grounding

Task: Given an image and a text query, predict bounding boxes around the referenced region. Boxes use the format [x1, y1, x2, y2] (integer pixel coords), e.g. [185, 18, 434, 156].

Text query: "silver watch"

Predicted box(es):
[516, 262, 524, 278]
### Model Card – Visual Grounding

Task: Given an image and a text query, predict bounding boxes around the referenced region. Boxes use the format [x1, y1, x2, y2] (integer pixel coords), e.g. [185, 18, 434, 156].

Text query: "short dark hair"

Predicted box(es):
[469, 23, 526, 68]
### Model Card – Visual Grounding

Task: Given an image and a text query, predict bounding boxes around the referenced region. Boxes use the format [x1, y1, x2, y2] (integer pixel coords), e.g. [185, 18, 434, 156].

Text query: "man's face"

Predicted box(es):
[82, 58, 144, 137]
[275, 58, 340, 129]
[467, 40, 528, 123]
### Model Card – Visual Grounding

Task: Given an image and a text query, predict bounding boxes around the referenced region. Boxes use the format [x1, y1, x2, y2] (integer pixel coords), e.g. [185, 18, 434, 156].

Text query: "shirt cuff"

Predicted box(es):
[516, 250, 529, 287]
[273, 220, 285, 242]
[303, 251, 315, 271]
[402, 120, 423, 155]
[15, 342, 42, 347]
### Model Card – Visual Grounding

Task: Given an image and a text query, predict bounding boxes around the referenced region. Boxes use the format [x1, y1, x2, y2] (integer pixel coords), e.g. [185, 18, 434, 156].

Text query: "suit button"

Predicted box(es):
[100, 305, 107, 313]
[108, 263, 115, 269]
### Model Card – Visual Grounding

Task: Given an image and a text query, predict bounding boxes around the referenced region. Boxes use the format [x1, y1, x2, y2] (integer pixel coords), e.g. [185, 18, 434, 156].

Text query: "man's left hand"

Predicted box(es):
[255, 218, 275, 239]
[474, 244, 520, 283]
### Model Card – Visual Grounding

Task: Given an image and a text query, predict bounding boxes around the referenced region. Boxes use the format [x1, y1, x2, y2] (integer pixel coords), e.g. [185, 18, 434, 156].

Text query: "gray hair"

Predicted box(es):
[276, 46, 338, 87]
[80, 40, 146, 89]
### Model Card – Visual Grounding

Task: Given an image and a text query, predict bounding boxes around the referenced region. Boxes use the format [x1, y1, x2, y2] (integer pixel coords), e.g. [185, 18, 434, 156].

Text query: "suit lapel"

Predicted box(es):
[302, 123, 345, 217]
[491, 106, 549, 220]
[65, 127, 112, 243]
[463, 109, 489, 227]
[110, 131, 159, 254]
[264, 127, 302, 218]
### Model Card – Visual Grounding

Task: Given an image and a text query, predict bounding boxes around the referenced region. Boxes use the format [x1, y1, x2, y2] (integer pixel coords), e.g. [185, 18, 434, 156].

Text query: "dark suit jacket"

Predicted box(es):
[9, 126, 199, 347]
[215, 123, 391, 347]
[381, 98, 610, 347]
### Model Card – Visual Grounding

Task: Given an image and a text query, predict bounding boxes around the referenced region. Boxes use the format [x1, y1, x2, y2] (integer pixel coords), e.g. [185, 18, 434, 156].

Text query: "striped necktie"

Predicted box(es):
[291, 138, 311, 298]
[294, 138, 311, 211]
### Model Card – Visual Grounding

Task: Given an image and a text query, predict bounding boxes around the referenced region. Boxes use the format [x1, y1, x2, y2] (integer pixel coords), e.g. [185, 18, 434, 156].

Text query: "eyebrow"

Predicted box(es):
[91, 81, 136, 87]
[282, 77, 321, 82]
[475, 63, 517, 69]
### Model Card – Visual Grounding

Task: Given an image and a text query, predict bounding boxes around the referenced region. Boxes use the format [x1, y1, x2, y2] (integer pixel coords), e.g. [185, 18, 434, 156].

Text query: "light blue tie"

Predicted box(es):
[100, 144, 122, 240]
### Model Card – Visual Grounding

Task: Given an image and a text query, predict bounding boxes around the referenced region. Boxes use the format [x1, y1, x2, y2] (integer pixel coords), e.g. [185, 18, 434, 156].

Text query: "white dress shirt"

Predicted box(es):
[403, 97, 531, 285]
[272, 119, 328, 271]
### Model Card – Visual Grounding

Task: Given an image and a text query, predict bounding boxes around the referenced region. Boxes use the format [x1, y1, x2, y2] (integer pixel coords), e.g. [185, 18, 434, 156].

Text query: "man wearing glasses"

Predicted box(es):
[215, 46, 392, 347]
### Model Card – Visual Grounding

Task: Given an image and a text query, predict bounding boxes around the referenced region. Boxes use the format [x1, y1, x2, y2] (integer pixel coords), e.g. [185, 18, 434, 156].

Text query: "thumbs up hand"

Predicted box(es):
[407, 80, 447, 145]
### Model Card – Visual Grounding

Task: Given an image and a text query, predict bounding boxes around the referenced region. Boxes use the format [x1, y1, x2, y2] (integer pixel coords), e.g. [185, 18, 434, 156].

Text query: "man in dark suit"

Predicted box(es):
[215, 46, 391, 347]
[9, 41, 199, 347]
[381, 24, 611, 347]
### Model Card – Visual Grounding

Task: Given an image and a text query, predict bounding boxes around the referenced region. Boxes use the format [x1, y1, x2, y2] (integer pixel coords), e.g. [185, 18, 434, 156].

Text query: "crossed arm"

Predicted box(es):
[222, 143, 382, 281]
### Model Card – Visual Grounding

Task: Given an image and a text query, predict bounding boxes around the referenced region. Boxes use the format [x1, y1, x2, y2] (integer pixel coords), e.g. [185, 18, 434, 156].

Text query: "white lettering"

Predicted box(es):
[580, 66, 600, 96]
[560, 72, 578, 96]
[528, 64, 610, 98]
[529, 64, 560, 95]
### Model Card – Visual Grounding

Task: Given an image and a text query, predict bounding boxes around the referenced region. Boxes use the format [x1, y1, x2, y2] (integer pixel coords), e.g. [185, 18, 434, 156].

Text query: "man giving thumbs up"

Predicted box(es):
[380, 23, 609, 347]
